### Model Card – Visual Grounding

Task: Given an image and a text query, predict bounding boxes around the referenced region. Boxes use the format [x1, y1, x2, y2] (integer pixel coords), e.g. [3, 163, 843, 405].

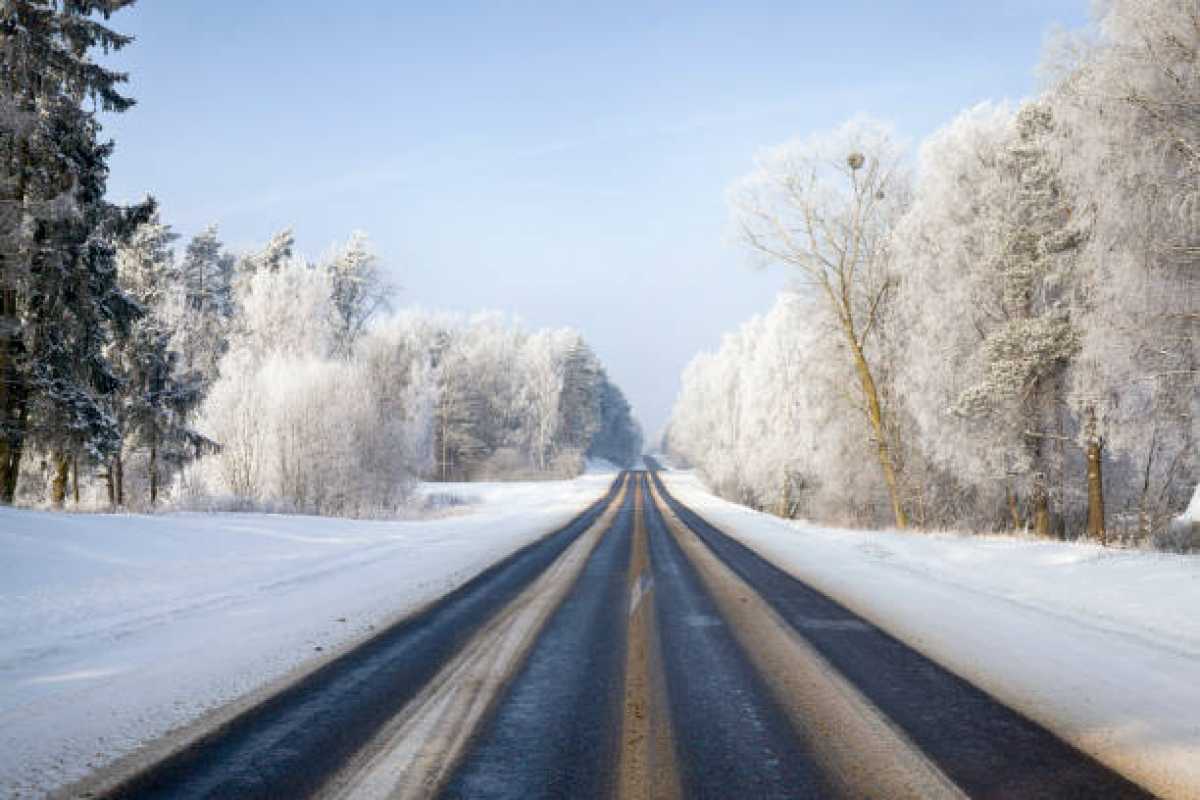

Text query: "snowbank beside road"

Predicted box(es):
[661, 469, 1200, 799]
[0, 470, 615, 798]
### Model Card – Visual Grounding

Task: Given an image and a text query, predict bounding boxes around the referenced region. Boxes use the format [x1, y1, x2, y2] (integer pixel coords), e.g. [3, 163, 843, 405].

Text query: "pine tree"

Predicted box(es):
[112, 215, 202, 506]
[178, 225, 235, 388]
[0, 0, 147, 505]
[556, 338, 602, 460]
[587, 379, 642, 468]
[952, 103, 1081, 536]
[431, 332, 485, 481]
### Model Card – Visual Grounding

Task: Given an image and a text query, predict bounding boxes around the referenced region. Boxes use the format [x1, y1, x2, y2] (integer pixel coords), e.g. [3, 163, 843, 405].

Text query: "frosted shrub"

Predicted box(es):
[195, 354, 421, 516]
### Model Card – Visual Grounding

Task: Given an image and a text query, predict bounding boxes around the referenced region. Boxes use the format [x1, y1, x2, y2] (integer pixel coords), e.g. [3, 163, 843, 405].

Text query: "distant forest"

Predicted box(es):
[0, 1, 640, 516]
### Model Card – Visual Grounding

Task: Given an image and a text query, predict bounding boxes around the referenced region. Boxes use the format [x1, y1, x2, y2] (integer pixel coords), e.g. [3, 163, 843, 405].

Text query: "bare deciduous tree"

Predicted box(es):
[729, 119, 912, 528]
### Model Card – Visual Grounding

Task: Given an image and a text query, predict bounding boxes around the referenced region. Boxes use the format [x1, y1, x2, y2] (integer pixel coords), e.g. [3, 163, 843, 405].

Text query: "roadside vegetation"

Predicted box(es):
[0, 1, 640, 517]
[665, 0, 1200, 550]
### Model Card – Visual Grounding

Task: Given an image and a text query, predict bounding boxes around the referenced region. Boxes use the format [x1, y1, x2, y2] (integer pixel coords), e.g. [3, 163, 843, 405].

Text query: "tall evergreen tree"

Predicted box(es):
[112, 214, 202, 506]
[556, 337, 602, 457]
[952, 103, 1082, 536]
[178, 225, 235, 388]
[0, 0, 146, 505]
[587, 378, 642, 468]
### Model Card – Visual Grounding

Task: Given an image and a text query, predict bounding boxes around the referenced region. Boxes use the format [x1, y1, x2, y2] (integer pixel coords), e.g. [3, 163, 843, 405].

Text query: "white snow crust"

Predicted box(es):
[0, 471, 615, 797]
[662, 470, 1200, 799]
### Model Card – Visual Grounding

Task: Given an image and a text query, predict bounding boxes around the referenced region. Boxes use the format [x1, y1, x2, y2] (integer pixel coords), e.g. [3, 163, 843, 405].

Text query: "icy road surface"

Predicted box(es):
[57, 471, 1156, 800]
[0, 470, 617, 797]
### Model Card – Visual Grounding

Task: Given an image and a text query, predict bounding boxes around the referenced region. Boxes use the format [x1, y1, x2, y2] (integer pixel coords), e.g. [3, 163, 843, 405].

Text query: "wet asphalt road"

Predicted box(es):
[95, 468, 1155, 800]
[96, 478, 623, 800]
[439, 476, 635, 799]
[640, 472, 828, 799]
[647, 468, 1152, 800]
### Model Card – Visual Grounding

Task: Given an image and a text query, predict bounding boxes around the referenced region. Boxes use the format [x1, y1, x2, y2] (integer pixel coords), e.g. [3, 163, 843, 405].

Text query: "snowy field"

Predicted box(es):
[661, 469, 1200, 799]
[0, 469, 616, 798]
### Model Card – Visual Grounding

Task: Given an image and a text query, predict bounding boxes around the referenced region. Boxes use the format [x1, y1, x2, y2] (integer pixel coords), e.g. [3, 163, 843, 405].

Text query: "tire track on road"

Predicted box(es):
[77, 474, 629, 800]
[640, 473, 830, 799]
[325, 477, 632, 800]
[616, 478, 680, 800]
[434, 477, 635, 799]
[648, 464, 1155, 799]
[647, 476, 964, 800]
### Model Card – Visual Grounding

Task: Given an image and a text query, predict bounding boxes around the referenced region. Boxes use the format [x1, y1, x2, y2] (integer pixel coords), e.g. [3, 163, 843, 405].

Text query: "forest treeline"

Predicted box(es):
[0, 2, 640, 516]
[665, 0, 1200, 550]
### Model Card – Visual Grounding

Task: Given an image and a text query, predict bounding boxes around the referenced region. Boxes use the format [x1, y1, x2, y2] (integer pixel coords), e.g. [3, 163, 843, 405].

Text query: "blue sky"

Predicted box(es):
[102, 1, 1091, 439]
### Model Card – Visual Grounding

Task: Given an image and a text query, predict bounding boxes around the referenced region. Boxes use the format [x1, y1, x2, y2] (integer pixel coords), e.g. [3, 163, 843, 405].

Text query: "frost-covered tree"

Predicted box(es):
[195, 255, 337, 503]
[587, 378, 642, 469]
[191, 288, 632, 512]
[323, 231, 394, 359]
[238, 227, 294, 276]
[665, 0, 1198, 548]
[555, 335, 603, 470]
[0, 0, 149, 506]
[234, 257, 334, 363]
[432, 327, 488, 481]
[195, 264, 425, 515]
[521, 329, 570, 473]
[729, 119, 913, 527]
[110, 214, 203, 506]
[891, 101, 1083, 536]
[353, 316, 437, 500]
[177, 225, 236, 389]
[1050, 0, 1200, 543]
[451, 313, 527, 476]
[667, 291, 893, 524]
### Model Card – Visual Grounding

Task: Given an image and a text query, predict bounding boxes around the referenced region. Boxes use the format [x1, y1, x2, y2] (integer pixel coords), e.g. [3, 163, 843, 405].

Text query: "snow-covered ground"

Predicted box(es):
[0, 469, 616, 798]
[661, 469, 1200, 800]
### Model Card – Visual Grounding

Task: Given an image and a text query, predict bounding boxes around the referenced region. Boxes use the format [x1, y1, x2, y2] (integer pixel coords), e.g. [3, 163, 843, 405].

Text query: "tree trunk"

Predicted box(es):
[0, 281, 25, 505]
[0, 133, 31, 505]
[1006, 483, 1022, 531]
[846, 336, 908, 528]
[913, 483, 928, 528]
[776, 472, 791, 519]
[1086, 436, 1107, 544]
[1088, 440, 1107, 544]
[149, 441, 159, 507]
[71, 454, 79, 505]
[115, 452, 124, 508]
[440, 417, 450, 481]
[1032, 494, 1051, 537]
[0, 440, 19, 503]
[2, 380, 23, 499]
[1031, 474, 1051, 537]
[106, 463, 115, 507]
[50, 453, 69, 508]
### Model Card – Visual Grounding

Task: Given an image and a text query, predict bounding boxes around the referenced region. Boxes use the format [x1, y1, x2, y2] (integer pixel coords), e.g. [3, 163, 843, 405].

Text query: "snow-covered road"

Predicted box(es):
[0, 471, 616, 798]
[660, 469, 1200, 799]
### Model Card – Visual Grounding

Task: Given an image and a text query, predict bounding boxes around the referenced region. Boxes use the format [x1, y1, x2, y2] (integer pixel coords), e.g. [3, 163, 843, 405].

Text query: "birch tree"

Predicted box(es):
[730, 119, 912, 527]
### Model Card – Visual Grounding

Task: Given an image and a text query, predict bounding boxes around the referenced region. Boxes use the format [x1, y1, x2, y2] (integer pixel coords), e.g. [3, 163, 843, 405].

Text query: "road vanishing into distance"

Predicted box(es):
[82, 466, 1153, 800]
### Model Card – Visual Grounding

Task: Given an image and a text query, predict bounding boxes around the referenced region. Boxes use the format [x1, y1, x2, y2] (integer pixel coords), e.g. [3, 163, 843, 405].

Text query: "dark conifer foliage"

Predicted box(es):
[0, 0, 145, 504]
